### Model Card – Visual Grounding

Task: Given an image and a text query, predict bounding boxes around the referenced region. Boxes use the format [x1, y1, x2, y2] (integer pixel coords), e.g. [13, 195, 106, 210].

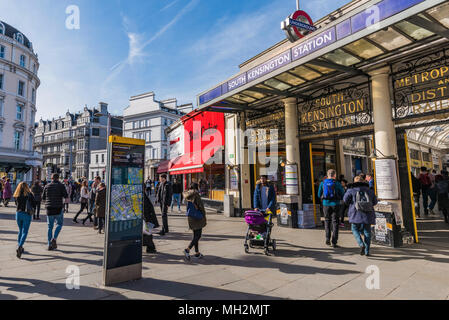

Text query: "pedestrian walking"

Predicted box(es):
[31, 181, 43, 220]
[73, 180, 91, 224]
[42, 173, 68, 251]
[145, 177, 153, 196]
[338, 179, 348, 227]
[366, 173, 375, 190]
[143, 187, 159, 253]
[435, 171, 449, 224]
[89, 177, 101, 228]
[13, 182, 36, 258]
[419, 167, 434, 216]
[155, 174, 172, 235]
[429, 169, 438, 215]
[318, 169, 345, 248]
[0, 177, 4, 206]
[344, 176, 378, 257]
[63, 180, 72, 213]
[171, 178, 183, 213]
[183, 185, 207, 261]
[253, 175, 277, 214]
[94, 182, 107, 234]
[3, 178, 13, 207]
[411, 172, 421, 218]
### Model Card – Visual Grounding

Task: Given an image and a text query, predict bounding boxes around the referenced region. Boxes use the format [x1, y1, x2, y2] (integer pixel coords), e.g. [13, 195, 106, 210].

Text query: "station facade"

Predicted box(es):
[196, 0, 449, 242]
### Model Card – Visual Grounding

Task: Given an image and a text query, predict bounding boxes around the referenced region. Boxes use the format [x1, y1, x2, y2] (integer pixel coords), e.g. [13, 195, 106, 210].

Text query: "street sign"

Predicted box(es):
[103, 136, 145, 286]
[281, 10, 316, 43]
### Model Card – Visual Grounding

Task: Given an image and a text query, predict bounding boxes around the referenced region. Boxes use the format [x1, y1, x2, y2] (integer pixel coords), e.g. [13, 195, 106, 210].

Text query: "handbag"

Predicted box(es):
[25, 195, 34, 215]
[186, 201, 203, 220]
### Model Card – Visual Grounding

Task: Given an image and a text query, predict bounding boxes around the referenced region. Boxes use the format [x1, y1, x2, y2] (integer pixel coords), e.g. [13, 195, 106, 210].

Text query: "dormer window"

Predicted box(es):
[0, 23, 4, 35]
[15, 33, 24, 44]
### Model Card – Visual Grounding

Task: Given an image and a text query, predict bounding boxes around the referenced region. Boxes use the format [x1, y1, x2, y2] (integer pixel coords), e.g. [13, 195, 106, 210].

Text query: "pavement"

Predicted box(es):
[1, 201, 449, 300]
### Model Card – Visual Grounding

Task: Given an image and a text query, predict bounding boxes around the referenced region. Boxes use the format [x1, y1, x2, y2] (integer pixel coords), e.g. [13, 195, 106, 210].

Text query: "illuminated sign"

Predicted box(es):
[281, 10, 316, 43]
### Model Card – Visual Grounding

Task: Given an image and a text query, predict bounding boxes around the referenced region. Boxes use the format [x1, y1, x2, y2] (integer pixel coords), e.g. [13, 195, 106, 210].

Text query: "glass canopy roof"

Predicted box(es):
[215, 3, 449, 110]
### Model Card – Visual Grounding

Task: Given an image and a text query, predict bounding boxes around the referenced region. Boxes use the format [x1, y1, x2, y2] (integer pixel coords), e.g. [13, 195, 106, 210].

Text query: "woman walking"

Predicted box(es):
[31, 181, 43, 220]
[94, 183, 106, 233]
[14, 182, 36, 258]
[143, 187, 159, 253]
[183, 185, 207, 261]
[3, 178, 12, 207]
[343, 176, 378, 257]
[63, 180, 72, 213]
[73, 180, 91, 224]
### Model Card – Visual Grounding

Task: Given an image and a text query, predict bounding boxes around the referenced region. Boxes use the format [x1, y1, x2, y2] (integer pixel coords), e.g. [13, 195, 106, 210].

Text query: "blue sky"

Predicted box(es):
[0, 0, 350, 119]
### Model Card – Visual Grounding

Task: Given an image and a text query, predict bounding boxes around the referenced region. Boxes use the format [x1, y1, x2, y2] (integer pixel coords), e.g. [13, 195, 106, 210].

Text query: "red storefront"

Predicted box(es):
[169, 111, 225, 201]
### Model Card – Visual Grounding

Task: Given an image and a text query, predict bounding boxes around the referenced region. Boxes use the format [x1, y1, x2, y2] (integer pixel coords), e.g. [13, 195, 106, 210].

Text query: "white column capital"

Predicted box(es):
[368, 66, 391, 78]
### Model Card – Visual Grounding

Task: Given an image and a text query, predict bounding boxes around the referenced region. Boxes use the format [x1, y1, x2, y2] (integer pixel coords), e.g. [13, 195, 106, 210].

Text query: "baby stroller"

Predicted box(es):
[244, 210, 276, 255]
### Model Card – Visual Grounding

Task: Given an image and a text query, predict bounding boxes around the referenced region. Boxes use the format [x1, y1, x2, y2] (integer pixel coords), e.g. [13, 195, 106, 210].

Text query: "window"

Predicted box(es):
[92, 128, 100, 136]
[18, 81, 25, 96]
[14, 131, 22, 150]
[96, 154, 99, 164]
[140, 120, 145, 128]
[0, 98, 3, 117]
[33, 64, 36, 74]
[31, 88, 36, 103]
[16, 33, 24, 44]
[0, 46, 4, 59]
[0, 23, 4, 35]
[133, 121, 139, 129]
[102, 154, 105, 163]
[30, 111, 35, 125]
[152, 149, 157, 159]
[146, 131, 151, 142]
[28, 134, 33, 151]
[146, 119, 150, 127]
[16, 104, 23, 120]
[20, 55, 26, 68]
[0, 74, 3, 89]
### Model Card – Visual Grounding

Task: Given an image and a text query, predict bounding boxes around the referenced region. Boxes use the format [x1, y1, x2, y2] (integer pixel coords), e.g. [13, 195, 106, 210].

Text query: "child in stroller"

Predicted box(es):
[244, 209, 276, 255]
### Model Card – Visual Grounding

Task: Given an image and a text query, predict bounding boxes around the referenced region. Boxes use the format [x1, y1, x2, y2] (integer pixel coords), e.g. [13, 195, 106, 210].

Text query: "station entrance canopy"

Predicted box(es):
[196, 0, 449, 132]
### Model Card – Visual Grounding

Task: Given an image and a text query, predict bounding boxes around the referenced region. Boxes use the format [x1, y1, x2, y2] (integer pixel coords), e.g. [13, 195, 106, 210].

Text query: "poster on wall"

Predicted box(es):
[375, 159, 399, 200]
[230, 169, 239, 190]
[103, 136, 145, 286]
[285, 164, 299, 195]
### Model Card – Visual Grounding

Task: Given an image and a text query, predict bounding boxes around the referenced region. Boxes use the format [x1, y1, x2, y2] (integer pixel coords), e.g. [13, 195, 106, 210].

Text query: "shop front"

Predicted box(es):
[196, 0, 449, 242]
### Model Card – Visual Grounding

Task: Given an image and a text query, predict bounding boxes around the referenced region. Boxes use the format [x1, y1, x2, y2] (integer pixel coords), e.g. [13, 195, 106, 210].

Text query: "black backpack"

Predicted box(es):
[355, 191, 374, 213]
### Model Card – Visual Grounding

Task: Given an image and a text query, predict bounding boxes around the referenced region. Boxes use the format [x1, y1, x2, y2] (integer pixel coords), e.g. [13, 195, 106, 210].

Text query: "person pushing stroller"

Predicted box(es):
[254, 175, 276, 215]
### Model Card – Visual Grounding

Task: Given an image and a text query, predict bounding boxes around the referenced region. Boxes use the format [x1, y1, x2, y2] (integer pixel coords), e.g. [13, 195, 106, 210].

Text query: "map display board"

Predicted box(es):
[103, 136, 145, 285]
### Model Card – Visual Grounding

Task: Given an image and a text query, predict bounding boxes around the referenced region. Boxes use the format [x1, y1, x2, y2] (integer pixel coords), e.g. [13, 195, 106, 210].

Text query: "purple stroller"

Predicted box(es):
[244, 210, 276, 255]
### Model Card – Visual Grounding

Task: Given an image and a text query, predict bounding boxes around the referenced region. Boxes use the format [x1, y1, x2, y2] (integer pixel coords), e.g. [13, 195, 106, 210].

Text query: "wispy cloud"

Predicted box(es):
[104, 0, 200, 87]
[160, 0, 179, 12]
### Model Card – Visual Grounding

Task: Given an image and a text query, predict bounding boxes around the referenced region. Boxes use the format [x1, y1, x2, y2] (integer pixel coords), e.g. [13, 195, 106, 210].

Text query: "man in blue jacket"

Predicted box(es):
[254, 175, 276, 214]
[318, 169, 345, 248]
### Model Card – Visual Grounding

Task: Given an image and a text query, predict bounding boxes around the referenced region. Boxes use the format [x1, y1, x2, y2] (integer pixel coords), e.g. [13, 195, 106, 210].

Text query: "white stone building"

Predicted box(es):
[88, 149, 107, 181]
[122, 92, 193, 179]
[0, 20, 42, 188]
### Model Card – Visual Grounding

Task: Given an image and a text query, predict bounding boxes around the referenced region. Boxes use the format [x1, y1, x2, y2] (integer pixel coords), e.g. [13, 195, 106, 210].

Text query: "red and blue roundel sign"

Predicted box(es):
[281, 10, 317, 43]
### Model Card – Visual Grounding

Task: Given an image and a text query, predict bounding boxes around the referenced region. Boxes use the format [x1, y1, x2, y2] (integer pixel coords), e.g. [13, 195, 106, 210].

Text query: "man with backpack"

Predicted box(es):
[318, 169, 345, 248]
[419, 167, 433, 216]
[343, 176, 378, 257]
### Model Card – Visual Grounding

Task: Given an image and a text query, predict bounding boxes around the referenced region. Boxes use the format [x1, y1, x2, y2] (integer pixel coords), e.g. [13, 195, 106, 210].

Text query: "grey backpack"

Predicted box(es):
[355, 191, 374, 213]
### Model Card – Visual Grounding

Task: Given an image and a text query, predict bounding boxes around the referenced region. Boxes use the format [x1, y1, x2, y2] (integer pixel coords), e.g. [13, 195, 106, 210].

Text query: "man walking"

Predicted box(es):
[42, 173, 68, 250]
[156, 174, 172, 236]
[145, 177, 153, 196]
[318, 169, 345, 248]
[171, 178, 182, 213]
[89, 176, 101, 229]
[419, 167, 433, 216]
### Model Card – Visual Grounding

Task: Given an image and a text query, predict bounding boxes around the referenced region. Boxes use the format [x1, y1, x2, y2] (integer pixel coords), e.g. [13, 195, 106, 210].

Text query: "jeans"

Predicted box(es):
[351, 223, 371, 255]
[47, 210, 64, 245]
[171, 193, 181, 211]
[422, 187, 430, 212]
[188, 229, 203, 253]
[160, 204, 169, 233]
[323, 206, 339, 244]
[16, 211, 32, 247]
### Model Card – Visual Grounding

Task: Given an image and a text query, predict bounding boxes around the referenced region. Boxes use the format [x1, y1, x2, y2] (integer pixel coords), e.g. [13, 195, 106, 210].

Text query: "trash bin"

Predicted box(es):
[223, 194, 234, 218]
[277, 203, 299, 228]
[372, 203, 403, 248]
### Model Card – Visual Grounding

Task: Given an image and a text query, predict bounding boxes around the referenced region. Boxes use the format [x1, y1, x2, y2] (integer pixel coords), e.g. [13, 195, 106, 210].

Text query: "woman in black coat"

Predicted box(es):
[143, 189, 160, 253]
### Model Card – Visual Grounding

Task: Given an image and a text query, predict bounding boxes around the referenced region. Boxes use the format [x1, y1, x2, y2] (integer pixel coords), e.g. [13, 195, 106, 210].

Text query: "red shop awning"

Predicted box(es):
[169, 147, 221, 175]
[157, 160, 172, 174]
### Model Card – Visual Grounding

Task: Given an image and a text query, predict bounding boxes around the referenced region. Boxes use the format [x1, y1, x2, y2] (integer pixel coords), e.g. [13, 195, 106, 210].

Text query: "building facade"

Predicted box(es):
[197, 0, 449, 241]
[0, 21, 42, 188]
[34, 102, 123, 181]
[89, 149, 107, 181]
[122, 91, 193, 179]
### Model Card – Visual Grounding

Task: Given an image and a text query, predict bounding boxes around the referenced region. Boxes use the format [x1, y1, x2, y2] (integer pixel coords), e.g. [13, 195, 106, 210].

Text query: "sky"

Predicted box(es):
[0, 0, 350, 120]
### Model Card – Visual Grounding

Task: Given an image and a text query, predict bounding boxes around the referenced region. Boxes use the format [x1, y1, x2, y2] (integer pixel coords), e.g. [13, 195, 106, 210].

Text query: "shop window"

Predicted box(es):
[410, 149, 420, 160]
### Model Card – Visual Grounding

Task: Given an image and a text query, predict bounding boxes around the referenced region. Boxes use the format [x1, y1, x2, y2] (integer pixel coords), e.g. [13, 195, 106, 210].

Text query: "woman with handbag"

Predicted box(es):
[183, 185, 207, 261]
[143, 187, 159, 253]
[73, 180, 91, 224]
[14, 182, 36, 258]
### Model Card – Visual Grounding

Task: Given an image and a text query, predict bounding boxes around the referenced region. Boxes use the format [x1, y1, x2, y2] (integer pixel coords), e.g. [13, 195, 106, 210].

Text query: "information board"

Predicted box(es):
[103, 136, 145, 286]
[375, 159, 400, 200]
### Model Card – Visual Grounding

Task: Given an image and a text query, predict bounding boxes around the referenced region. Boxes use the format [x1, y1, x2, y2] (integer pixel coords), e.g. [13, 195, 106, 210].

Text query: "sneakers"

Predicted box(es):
[339, 223, 345, 228]
[194, 253, 204, 259]
[51, 239, 57, 250]
[325, 240, 331, 246]
[146, 247, 157, 254]
[184, 249, 191, 261]
[16, 246, 23, 259]
[332, 244, 339, 248]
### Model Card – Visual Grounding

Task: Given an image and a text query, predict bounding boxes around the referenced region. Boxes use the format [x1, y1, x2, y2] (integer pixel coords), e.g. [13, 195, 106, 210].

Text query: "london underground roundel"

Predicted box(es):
[281, 10, 317, 43]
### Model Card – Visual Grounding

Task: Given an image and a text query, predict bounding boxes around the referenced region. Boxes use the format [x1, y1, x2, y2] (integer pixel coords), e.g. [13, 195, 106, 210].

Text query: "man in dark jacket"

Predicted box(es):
[253, 175, 277, 214]
[143, 189, 160, 253]
[42, 173, 68, 251]
[171, 178, 183, 213]
[411, 172, 421, 218]
[156, 174, 172, 235]
[94, 183, 107, 234]
[343, 176, 378, 257]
